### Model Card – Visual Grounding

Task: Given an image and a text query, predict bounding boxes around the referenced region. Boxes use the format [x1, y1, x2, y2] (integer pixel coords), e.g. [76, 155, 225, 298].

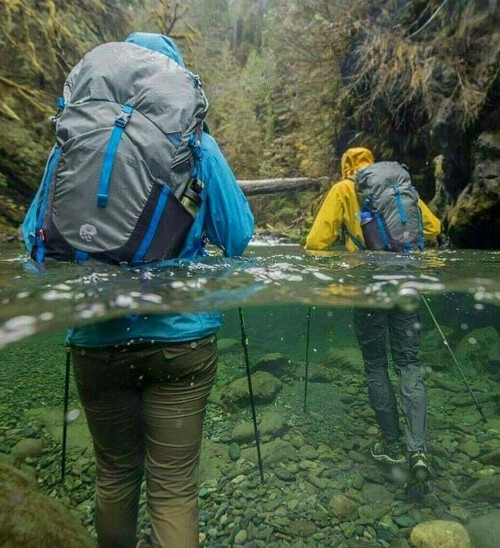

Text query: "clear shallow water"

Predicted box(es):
[0, 241, 499, 547]
[0, 241, 499, 349]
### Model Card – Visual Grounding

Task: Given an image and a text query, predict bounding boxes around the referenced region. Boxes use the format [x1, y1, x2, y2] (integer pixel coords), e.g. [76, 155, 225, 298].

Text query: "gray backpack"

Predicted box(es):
[30, 41, 208, 264]
[355, 162, 424, 251]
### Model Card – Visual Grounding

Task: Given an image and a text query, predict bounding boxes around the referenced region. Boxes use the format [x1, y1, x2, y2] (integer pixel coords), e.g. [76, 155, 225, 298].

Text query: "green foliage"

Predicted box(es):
[339, 0, 500, 152]
[219, 0, 358, 183]
[202, 48, 267, 178]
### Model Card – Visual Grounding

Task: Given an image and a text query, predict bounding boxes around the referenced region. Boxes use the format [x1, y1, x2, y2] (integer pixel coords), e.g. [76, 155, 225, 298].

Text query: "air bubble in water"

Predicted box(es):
[66, 409, 80, 423]
[396, 287, 421, 312]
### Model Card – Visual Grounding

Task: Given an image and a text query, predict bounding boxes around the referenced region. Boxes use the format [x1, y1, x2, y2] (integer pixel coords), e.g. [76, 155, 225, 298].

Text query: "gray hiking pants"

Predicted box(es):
[353, 309, 427, 452]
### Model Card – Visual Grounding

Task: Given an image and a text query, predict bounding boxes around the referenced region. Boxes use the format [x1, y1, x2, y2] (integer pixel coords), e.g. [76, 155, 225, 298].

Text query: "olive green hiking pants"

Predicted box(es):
[353, 309, 427, 453]
[72, 335, 217, 548]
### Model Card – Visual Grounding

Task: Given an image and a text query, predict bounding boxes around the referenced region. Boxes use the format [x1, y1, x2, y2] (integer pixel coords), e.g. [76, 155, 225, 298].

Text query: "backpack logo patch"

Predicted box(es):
[79, 224, 97, 242]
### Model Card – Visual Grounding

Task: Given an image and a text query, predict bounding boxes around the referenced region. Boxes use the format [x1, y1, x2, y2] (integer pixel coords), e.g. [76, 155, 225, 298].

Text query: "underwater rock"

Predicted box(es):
[217, 338, 240, 353]
[409, 520, 470, 548]
[479, 448, 500, 466]
[274, 466, 296, 482]
[231, 422, 256, 443]
[456, 326, 500, 375]
[0, 462, 94, 547]
[361, 482, 394, 505]
[461, 438, 481, 458]
[306, 364, 335, 383]
[254, 353, 300, 378]
[466, 510, 500, 548]
[10, 437, 44, 464]
[25, 406, 92, 451]
[199, 439, 230, 483]
[228, 442, 241, 461]
[231, 411, 288, 443]
[329, 493, 358, 521]
[463, 474, 500, 501]
[419, 328, 455, 371]
[220, 371, 282, 409]
[258, 411, 289, 437]
[323, 347, 364, 372]
[241, 439, 297, 465]
[430, 377, 464, 393]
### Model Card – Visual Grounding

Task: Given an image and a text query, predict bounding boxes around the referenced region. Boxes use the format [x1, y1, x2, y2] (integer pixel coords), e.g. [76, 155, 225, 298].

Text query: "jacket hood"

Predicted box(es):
[125, 32, 185, 67]
[341, 147, 374, 178]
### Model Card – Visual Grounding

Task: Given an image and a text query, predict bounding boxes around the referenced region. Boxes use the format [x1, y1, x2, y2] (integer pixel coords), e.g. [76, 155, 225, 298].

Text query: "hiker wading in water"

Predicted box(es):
[305, 147, 441, 495]
[23, 32, 254, 548]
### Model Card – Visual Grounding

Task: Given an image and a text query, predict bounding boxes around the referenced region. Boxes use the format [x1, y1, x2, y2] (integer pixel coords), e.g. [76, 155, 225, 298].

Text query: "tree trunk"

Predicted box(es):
[237, 177, 329, 196]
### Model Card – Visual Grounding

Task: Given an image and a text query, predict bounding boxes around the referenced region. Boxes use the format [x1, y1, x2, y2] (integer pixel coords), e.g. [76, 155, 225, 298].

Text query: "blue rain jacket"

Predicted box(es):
[22, 33, 254, 346]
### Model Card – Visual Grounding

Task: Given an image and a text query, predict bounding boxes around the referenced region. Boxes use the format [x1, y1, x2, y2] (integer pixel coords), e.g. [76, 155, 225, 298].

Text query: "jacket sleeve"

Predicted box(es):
[305, 184, 344, 250]
[22, 185, 42, 253]
[418, 199, 441, 240]
[199, 133, 254, 256]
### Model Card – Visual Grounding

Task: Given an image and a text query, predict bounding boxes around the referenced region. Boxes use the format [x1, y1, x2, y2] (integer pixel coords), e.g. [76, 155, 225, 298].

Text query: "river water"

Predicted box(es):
[0, 240, 499, 547]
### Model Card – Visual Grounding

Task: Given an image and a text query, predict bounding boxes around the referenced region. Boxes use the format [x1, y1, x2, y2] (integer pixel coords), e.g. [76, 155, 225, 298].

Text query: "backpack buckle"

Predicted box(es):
[114, 105, 134, 128]
[115, 112, 131, 128]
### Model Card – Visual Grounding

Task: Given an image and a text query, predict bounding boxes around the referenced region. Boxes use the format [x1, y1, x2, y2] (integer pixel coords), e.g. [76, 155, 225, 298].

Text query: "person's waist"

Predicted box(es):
[70, 335, 216, 355]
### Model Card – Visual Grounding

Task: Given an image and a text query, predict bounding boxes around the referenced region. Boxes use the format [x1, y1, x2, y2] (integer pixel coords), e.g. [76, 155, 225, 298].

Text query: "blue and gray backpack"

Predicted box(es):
[27, 41, 208, 264]
[355, 162, 425, 252]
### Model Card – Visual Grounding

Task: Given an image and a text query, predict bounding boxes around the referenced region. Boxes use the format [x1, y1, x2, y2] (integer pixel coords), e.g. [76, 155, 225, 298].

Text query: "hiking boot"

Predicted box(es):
[409, 451, 429, 482]
[371, 439, 406, 464]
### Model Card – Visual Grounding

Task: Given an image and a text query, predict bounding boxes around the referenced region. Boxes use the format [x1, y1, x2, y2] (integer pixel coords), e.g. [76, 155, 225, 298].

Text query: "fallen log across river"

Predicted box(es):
[237, 177, 329, 196]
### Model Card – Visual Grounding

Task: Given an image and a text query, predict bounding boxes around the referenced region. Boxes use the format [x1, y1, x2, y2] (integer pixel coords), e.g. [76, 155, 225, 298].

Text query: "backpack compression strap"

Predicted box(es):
[97, 104, 134, 208]
[417, 205, 425, 251]
[342, 225, 366, 250]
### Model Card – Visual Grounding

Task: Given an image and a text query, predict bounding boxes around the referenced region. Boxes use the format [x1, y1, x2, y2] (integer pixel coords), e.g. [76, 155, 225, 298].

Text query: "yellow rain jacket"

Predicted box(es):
[305, 147, 441, 251]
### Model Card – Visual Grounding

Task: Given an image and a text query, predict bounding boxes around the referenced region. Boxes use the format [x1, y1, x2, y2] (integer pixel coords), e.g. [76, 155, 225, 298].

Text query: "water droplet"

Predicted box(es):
[39, 312, 55, 322]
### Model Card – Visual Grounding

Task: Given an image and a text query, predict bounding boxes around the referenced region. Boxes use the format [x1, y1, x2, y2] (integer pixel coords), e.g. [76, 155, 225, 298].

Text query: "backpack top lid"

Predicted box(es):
[58, 36, 208, 198]
[355, 162, 416, 206]
[125, 32, 186, 67]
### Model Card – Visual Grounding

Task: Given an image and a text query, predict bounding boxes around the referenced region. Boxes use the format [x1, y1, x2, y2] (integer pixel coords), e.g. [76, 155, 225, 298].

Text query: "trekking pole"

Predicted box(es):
[303, 306, 312, 413]
[421, 296, 488, 424]
[238, 307, 264, 483]
[61, 347, 71, 482]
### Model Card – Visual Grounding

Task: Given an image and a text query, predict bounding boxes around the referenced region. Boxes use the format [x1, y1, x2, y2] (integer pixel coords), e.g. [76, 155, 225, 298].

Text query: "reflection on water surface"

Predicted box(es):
[0, 242, 499, 348]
